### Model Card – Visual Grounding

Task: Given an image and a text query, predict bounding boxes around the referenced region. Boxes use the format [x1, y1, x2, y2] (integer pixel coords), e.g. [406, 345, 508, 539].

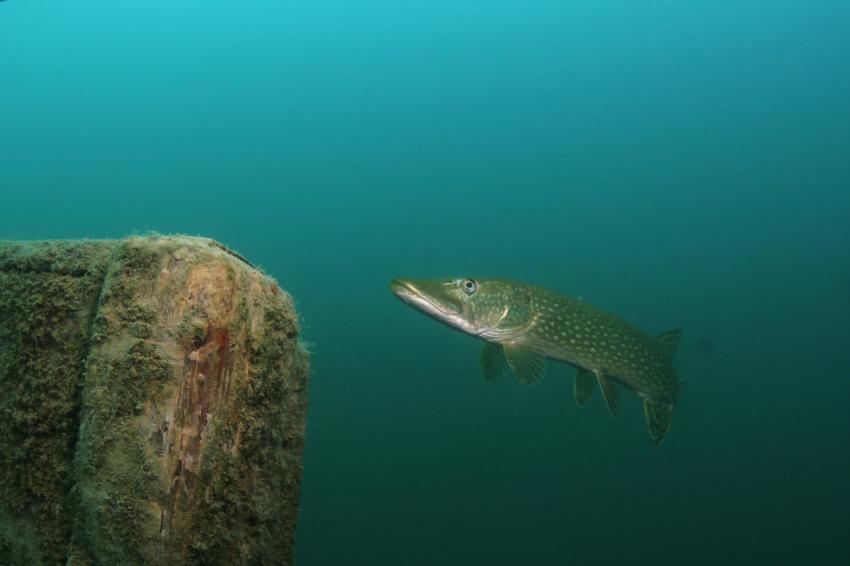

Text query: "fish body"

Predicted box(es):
[390, 277, 682, 445]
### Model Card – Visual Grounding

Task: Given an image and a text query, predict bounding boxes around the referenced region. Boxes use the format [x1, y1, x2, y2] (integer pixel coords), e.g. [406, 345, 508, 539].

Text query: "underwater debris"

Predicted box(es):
[0, 236, 309, 565]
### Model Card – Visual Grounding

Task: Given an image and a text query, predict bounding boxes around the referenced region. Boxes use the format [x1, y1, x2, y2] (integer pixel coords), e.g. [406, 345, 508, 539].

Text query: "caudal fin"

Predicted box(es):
[643, 400, 674, 446]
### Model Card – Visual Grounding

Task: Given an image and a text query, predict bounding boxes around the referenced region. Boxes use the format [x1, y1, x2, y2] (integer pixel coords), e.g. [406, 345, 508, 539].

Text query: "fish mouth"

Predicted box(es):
[390, 277, 480, 335]
[388, 277, 417, 300]
[389, 278, 459, 319]
[389, 278, 439, 310]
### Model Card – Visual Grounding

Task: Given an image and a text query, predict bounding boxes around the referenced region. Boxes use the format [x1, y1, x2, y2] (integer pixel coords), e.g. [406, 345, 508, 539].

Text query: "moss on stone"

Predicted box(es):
[0, 241, 115, 565]
[173, 299, 308, 565]
[0, 236, 309, 565]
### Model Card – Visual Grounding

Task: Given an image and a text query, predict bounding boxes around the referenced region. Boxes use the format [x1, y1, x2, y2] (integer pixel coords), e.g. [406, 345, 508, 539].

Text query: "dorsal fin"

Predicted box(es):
[656, 329, 682, 357]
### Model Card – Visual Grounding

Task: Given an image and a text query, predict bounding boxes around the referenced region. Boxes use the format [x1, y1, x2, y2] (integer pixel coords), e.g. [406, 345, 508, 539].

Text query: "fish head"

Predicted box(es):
[389, 277, 534, 340]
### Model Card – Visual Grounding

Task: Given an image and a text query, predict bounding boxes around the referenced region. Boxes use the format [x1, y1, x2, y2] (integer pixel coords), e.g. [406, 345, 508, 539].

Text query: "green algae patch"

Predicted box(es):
[0, 240, 115, 565]
[0, 237, 309, 565]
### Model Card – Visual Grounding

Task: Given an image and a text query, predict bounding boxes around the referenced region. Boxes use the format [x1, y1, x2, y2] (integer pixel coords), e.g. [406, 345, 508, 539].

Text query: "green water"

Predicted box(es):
[1, 1, 849, 564]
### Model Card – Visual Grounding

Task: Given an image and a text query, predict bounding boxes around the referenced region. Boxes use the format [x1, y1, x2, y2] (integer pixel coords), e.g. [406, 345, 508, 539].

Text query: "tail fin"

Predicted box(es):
[643, 400, 674, 446]
[646, 330, 681, 445]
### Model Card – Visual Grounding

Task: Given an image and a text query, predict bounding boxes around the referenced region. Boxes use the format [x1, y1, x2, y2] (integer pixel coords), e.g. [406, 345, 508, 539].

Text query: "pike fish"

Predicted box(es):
[389, 277, 682, 445]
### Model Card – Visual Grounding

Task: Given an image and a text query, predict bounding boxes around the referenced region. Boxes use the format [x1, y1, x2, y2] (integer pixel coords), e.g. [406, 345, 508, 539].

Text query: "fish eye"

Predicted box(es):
[462, 279, 478, 294]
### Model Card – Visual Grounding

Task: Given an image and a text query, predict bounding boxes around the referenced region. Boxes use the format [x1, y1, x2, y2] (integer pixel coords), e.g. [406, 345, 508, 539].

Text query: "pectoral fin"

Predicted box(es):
[573, 368, 595, 407]
[479, 342, 508, 381]
[643, 400, 674, 446]
[594, 370, 619, 416]
[503, 343, 545, 385]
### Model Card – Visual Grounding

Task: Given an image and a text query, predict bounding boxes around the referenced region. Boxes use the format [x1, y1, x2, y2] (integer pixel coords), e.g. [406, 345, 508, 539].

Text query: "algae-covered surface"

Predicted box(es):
[0, 236, 309, 565]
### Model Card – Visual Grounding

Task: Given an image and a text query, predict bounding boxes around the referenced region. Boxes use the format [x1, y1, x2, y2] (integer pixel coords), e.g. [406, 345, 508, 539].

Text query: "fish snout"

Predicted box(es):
[389, 277, 412, 296]
[389, 277, 419, 303]
[389, 277, 464, 316]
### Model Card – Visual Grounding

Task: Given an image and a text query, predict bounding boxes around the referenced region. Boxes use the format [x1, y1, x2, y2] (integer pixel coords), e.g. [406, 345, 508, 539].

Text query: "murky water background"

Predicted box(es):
[2, 1, 849, 564]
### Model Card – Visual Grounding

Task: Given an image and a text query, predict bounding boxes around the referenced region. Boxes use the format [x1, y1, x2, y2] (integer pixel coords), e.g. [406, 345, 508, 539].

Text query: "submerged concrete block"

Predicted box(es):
[0, 236, 309, 565]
